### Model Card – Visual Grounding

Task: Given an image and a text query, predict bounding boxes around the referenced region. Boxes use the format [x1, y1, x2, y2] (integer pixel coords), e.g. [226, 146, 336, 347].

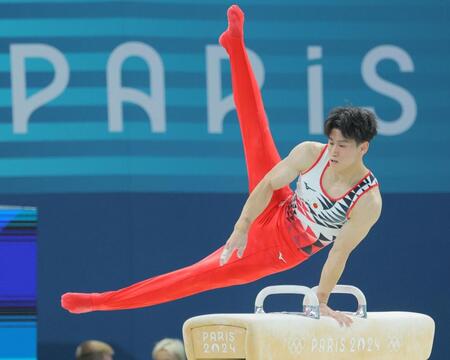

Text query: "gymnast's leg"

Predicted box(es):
[62, 232, 286, 313]
[61, 5, 295, 314]
[219, 5, 291, 201]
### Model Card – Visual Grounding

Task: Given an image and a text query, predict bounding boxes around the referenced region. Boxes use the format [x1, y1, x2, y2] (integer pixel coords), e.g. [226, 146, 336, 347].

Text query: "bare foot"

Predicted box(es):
[219, 4, 245, 50]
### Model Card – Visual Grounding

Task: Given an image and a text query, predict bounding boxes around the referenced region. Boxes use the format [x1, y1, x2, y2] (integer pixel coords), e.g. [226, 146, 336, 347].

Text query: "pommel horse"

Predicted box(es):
[183, 285, 435, 359]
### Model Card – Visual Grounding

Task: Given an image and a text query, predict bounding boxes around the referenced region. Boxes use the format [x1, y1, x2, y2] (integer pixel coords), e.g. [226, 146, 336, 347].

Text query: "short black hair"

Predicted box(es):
[324, 106, 377, 144]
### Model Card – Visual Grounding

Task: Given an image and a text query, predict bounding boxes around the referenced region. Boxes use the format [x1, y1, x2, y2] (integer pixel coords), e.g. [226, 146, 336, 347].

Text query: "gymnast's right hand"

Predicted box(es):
[219, 229, 248, 266]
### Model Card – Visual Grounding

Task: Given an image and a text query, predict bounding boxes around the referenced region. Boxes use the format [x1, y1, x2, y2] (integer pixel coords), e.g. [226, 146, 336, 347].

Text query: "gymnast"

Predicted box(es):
[62, 4, 382, 327]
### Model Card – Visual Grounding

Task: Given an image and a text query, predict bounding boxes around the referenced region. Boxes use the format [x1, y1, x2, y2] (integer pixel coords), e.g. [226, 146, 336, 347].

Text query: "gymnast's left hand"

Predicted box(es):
[320, 303, 353, 327]
[219, 229, 248, 266]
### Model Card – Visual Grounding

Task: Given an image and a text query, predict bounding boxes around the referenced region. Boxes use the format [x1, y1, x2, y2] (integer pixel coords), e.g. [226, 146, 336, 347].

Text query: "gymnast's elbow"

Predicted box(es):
[259, 176, 277, 193]
[266, 164, 297, 191]
[328, 243, 353, 262]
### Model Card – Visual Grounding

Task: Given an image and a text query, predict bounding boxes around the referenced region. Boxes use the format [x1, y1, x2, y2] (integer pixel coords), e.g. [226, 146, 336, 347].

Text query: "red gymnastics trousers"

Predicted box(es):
[61, 5, 319, 314]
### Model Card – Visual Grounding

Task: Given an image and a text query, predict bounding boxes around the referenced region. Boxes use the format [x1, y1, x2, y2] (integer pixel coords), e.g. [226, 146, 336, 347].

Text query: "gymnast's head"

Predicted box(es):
[324, 106, 377, 168]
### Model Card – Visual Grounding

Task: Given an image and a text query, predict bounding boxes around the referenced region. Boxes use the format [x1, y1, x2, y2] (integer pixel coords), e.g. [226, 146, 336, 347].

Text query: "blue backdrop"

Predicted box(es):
[0, 0, 448, 359]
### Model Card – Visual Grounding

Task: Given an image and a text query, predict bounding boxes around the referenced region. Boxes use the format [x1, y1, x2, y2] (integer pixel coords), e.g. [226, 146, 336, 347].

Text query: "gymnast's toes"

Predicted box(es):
[227, 4, 245, 38]
[61, 292, 94, 314]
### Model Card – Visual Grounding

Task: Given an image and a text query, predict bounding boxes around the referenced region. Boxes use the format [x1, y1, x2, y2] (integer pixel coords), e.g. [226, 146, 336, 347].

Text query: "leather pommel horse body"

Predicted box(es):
[183, 285, 435, 360]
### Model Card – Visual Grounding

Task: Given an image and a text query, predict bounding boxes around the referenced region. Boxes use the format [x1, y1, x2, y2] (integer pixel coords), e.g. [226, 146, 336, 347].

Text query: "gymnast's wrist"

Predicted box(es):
[317, 292, 329, 305]
[234, 218, 250, 233]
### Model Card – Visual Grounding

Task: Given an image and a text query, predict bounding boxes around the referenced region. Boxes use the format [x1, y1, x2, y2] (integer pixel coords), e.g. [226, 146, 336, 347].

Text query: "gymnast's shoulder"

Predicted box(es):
[348, 185, 382, 224]
[287, 141, 326, 167]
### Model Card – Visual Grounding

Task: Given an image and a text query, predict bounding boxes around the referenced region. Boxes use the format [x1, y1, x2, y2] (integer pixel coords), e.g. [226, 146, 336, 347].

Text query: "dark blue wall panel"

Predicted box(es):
[1, 193, 447, 359]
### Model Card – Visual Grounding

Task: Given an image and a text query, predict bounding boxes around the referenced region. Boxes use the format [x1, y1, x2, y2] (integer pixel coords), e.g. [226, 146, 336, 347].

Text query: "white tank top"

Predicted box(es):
[287, 145, 379, 253]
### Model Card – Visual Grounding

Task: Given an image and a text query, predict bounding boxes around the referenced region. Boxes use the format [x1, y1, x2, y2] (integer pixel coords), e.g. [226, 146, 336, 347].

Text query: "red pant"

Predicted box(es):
[62, 26, 314, 313]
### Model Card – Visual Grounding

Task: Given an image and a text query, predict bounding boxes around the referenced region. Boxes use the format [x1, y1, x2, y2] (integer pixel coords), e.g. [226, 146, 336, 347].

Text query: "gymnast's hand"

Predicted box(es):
[319, 303, 354, 327]
[219, 228, 248, 266]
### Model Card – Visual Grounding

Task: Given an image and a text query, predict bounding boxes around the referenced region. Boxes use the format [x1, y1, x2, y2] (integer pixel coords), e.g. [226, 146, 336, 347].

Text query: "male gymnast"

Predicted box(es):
[62, 5, 382, 327]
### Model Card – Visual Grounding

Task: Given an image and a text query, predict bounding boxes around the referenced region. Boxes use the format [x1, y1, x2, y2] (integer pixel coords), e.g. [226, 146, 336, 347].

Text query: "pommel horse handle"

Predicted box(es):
[254, 285, 320, 319]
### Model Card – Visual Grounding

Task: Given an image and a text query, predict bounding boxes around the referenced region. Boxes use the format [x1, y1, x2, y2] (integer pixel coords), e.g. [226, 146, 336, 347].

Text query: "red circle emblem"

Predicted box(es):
[313, 203, 319, 208]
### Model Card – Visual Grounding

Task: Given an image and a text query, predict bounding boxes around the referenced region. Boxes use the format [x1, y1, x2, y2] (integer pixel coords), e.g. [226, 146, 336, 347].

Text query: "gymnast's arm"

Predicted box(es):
[219, 141, 323, 265]
[316, 187, 382, 326]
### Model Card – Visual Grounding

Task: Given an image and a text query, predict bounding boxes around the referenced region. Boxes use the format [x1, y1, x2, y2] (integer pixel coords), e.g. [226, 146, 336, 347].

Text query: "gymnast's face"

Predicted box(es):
[327, 128, 368, 170]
